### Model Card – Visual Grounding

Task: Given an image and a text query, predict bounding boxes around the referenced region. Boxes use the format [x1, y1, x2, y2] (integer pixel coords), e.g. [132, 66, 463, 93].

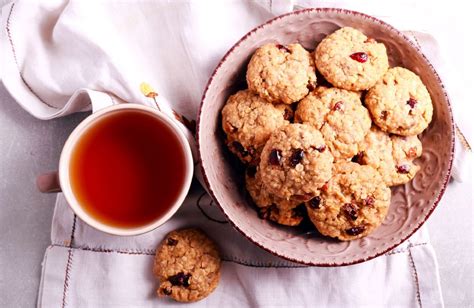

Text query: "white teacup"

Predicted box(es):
[37, 103, 194, 236]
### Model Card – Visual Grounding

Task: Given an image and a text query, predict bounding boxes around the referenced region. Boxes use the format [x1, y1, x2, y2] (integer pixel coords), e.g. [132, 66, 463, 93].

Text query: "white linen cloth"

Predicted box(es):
[2, 0, 469, 307]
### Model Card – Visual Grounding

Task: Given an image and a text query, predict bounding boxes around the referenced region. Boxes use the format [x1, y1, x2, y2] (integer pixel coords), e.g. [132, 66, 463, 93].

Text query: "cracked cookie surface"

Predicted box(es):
[365, 67, 433, 136]
[245, 168, 305, 226]
[356, 126, 422, 186]
[306, 162, 391, 241]
[295, 87, 371, 160]
[259, 124, 334, 201]
[222, 89, 291, 164]
[247, 43, 317, 104]
[153, 228, 221, 302]
[315, 27, 389, 91]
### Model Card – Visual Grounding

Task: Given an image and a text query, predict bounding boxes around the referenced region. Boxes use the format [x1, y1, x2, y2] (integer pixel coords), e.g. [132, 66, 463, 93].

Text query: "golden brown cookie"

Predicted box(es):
[259, 124, 334, 201]
[258, 204, 306, 227]
[245, 168, 305, 226]
[315, 27, 389, 91]
[153, 229, 221, 302]
[221, 89, 291, 164]
[305, 162, 391, 241]
[246, 43, 317, 104]
[295, 87, 371, 160]
[365, 67, 433, 136]
[356, 126, 422, 186]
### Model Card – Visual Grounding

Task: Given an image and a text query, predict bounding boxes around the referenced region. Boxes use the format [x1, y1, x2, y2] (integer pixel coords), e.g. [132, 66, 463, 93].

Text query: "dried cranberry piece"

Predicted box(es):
[276, 44, 291, 53]
[342, 203, 358, 221]
[231, 141, 249, 157]
[289, 148, 304, 167]
[352, 152, 364, 163]
[268, 149, 282, 166]
[167, 238, 178, 246]
[346, 226, 366, 236]
[182, 276, 191, 287]
[333, 101, 343, 111]
[364, 196, 375, 206]
[321, 182, 329, 192]
[162, 288, 172, 296]
[396, 164, 410, 174]
[407, 147, 418, 158]
[307, 82, 316, 92]
[308, 196, 321, 209]
[407, 98, 417, 108]
[381, 111, 388, 120]
[169, 272, 191, 287]
[246, 166, 257, 178]
[350, 52, 368, 63]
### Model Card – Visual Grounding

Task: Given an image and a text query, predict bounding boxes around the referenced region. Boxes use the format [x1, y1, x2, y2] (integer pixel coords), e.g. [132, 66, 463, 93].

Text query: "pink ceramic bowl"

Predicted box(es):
[197, 8, 454, 266]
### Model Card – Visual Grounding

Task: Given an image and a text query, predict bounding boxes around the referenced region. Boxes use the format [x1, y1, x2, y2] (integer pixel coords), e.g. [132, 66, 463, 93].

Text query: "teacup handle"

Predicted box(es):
[37, 171, 61, 193]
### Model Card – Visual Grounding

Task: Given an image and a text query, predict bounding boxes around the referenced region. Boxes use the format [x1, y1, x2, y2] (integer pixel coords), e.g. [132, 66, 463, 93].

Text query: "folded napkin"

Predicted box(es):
[39, 191, 442, 307]
[3, 0, 468, 307]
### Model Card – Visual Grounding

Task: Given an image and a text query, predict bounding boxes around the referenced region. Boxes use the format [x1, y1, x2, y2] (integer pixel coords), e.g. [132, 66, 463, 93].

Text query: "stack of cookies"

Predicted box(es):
[221, 27, 433, 241]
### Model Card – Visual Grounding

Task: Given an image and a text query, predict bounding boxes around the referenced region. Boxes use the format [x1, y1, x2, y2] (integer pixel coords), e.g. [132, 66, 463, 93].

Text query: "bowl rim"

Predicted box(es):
[196, 7, 455, 266]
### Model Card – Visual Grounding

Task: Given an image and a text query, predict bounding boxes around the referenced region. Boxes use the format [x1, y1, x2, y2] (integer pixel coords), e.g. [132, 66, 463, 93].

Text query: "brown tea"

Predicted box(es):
[70, 109, 187, 229]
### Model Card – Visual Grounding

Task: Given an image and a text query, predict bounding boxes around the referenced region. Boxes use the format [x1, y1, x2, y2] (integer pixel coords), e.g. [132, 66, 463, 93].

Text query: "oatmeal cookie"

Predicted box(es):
[153, 229, 221, 302]
[295, 87, 371, 160]
[356, 126, 422, 186]
[365, 67, 433, 136]
[246, 43, 317, 104]
[306, 162, 391, 241]
[222, 89, 291, 164]
[259, 124, 334, 201]
[245, 167, 305, 226]
[315, 27, 389, 91]
[259, 204, 306, 226]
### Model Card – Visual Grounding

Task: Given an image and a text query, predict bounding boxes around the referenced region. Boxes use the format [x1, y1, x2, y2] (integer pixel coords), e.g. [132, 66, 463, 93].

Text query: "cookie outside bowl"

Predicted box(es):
[197, 8, 454, 266]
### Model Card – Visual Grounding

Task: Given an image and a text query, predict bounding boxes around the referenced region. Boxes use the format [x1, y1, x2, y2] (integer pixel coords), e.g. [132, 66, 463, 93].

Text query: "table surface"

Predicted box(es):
[0, 2, 473, 308]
